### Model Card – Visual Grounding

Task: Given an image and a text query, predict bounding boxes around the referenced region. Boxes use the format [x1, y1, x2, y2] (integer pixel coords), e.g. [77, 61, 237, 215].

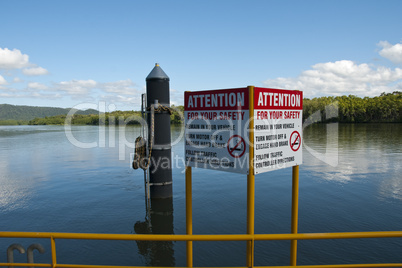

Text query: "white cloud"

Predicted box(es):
[378, 41, 402, 64]
[263, 60, 402, 97]
[29, 92, 62, 99]
[28, 82, 48, 90]
[0, 48, 49, 80]
[98, 93, 142, 109]
[0, 48, 30, 69]
[56, 79, 97, 95]
[13, 77, 23, 83]
[99, 79, 138, 95]
[0, 75, 7, 85]
[95, 79, 143, 110]
[22, 66, 49, 76]
[0, 92, 14, 97]
[0, 85, 62, 100]
[0, 75, 143, 108]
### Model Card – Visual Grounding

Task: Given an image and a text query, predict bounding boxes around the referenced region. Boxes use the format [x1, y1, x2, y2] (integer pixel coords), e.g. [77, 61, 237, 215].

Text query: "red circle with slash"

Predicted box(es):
[227, 135, 246, 158]
[290, 131, 301, 152]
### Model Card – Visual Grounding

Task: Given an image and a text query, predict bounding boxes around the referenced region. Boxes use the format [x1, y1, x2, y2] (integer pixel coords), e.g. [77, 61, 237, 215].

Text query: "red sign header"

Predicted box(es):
[184, 87, 302, 111]
[254, 87, 303, 110]
[184, 88, 249, 111]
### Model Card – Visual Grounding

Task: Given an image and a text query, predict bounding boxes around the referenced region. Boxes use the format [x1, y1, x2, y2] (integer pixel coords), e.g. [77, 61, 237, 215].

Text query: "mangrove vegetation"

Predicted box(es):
[0, 92, 400, 125]
[303, 91, 401, 123]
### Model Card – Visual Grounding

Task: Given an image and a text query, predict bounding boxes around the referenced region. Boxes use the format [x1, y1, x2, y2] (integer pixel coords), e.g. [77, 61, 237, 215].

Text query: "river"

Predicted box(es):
[0, 123, 401, 266]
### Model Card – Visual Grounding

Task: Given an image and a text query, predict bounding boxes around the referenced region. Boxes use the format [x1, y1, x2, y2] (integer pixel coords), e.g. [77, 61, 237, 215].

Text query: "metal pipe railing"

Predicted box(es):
[1, 230, 402, 268]
[2, 230, 402, 241]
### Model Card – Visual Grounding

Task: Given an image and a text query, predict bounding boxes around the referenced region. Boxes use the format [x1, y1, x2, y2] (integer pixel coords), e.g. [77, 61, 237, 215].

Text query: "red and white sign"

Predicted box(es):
[184, 88, 249, 174]
[184, 86, 303, 175]
[253, 87, 303, 174]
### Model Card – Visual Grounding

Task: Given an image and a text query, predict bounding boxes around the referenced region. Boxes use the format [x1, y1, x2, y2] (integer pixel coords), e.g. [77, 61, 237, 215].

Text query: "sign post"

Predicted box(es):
[246, 86, 255, 268]
[290, 165, 300, 266]
[184, 86, 303, 267]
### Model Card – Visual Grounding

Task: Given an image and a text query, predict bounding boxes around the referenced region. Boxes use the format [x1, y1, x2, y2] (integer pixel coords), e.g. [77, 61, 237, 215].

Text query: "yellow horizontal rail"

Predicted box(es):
[0, 264, 51, 267]
[1, 263, 402, 268]
[1, 231, 401, 268]
[1, 231, 402, 241]
[255, 231, 402, 240]
[1, 264, 402, 268]
[259, 265, 402, 268]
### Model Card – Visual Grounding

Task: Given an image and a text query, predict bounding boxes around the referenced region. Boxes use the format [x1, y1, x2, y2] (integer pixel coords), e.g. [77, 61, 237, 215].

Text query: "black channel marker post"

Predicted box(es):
[146, 63, 173, 199]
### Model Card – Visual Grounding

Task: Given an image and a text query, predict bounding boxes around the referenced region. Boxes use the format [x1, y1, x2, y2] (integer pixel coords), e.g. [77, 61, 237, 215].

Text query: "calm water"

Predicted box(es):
[0, 124, 401, 266]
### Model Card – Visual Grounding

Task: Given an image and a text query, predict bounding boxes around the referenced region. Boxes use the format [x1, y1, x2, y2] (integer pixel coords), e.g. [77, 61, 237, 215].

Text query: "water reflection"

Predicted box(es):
[134, 198, 175, 266]
[379, 176, 402, 201]
[0, 158, 35, 211]
[303, 123, 402, 199]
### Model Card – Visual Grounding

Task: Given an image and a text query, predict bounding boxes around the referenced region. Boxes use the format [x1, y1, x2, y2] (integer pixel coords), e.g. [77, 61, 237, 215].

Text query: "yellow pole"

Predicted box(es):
[51, 236, 57, 268]
[186, 166, 193, 267]
[247, 86, 255, 268]
[290, 165, 300, 266]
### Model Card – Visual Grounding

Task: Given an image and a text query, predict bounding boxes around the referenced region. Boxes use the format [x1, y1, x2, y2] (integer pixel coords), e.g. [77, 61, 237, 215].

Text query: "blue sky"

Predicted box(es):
[1, 0, 401, 111]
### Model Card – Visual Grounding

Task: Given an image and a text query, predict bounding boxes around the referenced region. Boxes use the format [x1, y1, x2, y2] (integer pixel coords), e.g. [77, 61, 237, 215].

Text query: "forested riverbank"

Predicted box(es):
[27, 105, 185, 125]
[303, 91, 401, 123]
[0, 92, 400, 126]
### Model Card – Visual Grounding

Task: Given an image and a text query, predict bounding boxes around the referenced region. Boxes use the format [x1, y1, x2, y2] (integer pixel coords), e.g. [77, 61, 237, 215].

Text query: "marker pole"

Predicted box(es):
[146, 63, 173, 199]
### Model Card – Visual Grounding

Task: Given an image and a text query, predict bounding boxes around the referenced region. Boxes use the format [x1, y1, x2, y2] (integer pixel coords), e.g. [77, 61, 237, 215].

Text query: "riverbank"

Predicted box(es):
[0, 92, 400, 125]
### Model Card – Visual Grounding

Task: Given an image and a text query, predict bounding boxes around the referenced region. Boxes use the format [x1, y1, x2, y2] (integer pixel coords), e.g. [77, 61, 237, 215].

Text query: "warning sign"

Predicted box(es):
[184, 88, 249, 174]
[253, 87, 303, 174]
[184, 86, 302, 175]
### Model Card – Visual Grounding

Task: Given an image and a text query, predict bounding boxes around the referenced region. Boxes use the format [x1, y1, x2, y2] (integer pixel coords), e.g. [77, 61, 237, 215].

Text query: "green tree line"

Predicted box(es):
[0, 119, 29, 126]
[2, 92, 400, 126]
[0, 104, 98, 121]
[303, 91, 401, 123]
[28, 105, 185, 125]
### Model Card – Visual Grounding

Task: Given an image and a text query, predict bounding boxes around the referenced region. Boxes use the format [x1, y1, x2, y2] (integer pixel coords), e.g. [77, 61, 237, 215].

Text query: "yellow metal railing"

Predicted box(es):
[3, 162, 400, 268]
[1, 230, 402, 268]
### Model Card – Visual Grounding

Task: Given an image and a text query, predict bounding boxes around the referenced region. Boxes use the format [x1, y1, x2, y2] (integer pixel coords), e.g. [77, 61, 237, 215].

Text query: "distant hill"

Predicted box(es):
[0, 104, 98, 121]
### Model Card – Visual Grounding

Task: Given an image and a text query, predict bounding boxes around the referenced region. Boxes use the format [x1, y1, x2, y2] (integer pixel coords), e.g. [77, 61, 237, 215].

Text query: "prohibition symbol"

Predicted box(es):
[290, 131, 301, 152]
[227, 135, 246, 158]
